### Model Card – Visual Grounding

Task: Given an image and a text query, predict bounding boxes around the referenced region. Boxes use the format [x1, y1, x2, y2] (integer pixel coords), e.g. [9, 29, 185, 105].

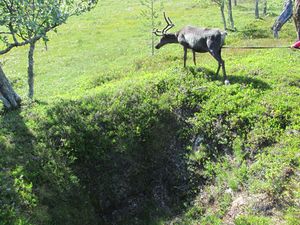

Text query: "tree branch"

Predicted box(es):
[0, 23, 58, 55]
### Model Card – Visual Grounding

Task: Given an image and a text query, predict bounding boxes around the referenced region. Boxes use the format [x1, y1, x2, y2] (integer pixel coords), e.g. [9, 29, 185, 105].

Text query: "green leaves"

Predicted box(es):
[0, 0, 98, 53]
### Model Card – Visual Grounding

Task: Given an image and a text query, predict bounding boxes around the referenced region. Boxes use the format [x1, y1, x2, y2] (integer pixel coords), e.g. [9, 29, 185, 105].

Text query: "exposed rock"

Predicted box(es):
[223, 193, 274, 224]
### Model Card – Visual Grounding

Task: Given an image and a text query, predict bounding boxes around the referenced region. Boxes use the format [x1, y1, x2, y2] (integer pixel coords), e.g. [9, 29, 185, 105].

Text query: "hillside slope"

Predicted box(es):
[0, 0, 299, 224]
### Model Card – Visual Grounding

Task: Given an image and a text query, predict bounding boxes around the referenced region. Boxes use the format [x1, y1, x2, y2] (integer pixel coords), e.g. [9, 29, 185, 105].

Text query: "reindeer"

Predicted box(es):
[154, 13, 229, 84]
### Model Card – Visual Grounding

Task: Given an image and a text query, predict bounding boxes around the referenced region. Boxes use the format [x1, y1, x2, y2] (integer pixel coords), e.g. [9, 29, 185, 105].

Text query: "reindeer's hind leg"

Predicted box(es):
[214, 49, 222, 75]
[218, 49, 226, 79]
[216, 63, 221, 75]
[208, 49, 228, 84]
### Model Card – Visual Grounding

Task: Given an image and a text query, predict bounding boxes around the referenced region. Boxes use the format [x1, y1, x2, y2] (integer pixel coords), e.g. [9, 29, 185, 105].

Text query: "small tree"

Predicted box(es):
[0, 0, 98, 108]
[263, 0, 267, 15]
[255, 0, 260, 19]
[255, 0, 268, 18]
[140, 0, 164, 56]
[227, 0, 235, 30]
[212, 0, 227, 30]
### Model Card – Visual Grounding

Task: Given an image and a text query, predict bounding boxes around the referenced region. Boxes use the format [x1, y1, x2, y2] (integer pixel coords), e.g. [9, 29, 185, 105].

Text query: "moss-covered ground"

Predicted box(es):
[0, 0, 299, 224]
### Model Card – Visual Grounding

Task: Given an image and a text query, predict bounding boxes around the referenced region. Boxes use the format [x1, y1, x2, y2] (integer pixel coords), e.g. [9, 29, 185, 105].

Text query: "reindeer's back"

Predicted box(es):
[177, 26, 226, 52]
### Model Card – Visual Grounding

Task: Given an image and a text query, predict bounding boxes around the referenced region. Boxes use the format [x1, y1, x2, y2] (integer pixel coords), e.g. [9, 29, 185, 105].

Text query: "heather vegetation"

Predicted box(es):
[0, 0, 299, 224]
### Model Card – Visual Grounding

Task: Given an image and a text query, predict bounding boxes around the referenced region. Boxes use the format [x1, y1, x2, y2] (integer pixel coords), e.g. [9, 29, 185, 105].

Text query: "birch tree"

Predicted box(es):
[140, 0, 164, 56]
[255, 0, 268, 18]
[255, 0, 260, 18]
[0, 0, 98, 109]
[227, 0, 235, 30]
[263, 0, 267, 15]
[212, 0, 227, 30]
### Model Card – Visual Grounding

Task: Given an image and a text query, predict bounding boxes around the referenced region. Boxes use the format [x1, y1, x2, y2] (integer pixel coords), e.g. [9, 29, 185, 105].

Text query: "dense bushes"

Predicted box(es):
[31, 70, 202, 224]
[0, 67, 299, 224]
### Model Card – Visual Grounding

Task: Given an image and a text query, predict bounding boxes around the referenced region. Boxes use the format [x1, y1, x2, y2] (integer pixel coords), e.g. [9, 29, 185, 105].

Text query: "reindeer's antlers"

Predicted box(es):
[153, 28, 163, 36]
[153, 12, 175, 36]
[162, 12, 174, 33]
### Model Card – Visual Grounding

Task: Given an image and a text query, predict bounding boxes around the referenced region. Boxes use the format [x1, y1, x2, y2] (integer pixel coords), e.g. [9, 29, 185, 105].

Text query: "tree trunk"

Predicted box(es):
[294, 0, 300, 40]
[220, 0, 227, 30]
[234, 0, 237, 6]
[255, 0, 260, 19]
[263, 0, 267, 15]
[151, 0, 155, 56]
[228, 0, 235, 30]
[28, 41, 36, 99]
[0, 65, 21, 110]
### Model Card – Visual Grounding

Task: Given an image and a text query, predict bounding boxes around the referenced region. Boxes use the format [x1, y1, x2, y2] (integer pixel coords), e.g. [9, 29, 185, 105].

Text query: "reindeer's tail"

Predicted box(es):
[221, 31, 227, 47]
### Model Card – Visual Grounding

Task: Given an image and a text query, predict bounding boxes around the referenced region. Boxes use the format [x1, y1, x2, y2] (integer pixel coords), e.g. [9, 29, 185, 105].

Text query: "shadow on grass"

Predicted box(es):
[0, 109, 35, 163]
[0, 109, 39, 180]
[188, 67, 272, 91]
[0, 109, 37, 223]
[227, 74, 272, 90]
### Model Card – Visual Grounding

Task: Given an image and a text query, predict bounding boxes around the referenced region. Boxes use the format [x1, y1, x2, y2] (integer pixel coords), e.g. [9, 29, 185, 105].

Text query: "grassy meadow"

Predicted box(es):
[0, 0, 299, 224]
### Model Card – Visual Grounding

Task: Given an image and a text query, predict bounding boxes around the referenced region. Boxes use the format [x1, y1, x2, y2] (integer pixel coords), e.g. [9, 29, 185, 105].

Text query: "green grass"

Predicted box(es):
[1, 0, 297, 101]
[0, 0, 300, 224]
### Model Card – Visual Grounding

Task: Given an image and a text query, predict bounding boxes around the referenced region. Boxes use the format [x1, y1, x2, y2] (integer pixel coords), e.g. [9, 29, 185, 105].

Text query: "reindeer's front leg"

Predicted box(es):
[183, 47, 187, 67]
[192, 50, 196, 66]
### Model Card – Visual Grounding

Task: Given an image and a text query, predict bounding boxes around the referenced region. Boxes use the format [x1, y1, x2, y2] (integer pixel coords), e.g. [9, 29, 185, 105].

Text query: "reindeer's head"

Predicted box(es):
[153, 12, 176, 49]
